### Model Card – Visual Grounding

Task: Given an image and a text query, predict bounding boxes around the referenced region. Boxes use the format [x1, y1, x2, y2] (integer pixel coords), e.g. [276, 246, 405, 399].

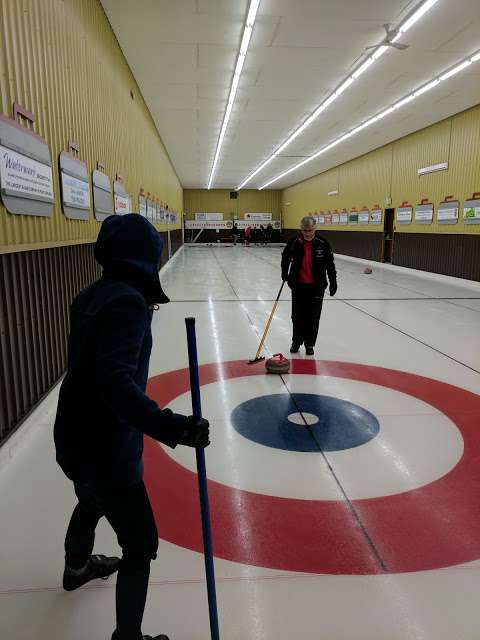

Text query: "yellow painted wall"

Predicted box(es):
[184, 189, 282, 220]
[0, 0, 182, 253]
[282, 103, 480, 234]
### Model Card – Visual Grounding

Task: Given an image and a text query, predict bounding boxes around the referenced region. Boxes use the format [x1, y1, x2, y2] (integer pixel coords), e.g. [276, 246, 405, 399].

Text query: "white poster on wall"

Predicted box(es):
[61, 173, 90, 209]
[317, 215, 325, 224]
[138, 195, 147, 217]
[195, 212, 223, 221]
[358, 212, 369, 224]
[415, 204, 434, 223]
[369, 209, 382, 224]
[244, 212, 272, 221]
[185, 220, 233, 229]
[332, 214, 340, 225]
[0, 144, 54, 202]
[396, 206, 413, 224]
[463, 204, 480, 223]
[339, 213, 348, 224]
[114, 193, 130, 215]
[437, 206, 458, 222]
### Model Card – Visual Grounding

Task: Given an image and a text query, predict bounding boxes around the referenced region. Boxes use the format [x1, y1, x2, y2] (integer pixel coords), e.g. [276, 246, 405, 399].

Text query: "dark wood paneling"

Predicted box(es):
[170, 229, 183, 256]
[283, 229, 384, 261]
[0, 244, 101, 444]
[393, 233, 480, 281]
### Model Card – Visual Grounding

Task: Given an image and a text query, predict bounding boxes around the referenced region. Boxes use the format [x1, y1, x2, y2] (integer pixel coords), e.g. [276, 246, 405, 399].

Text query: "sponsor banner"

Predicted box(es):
[185, 220, 233, 230]
[61, 173, 90, 209]
[396, 206, 413, 224]
[244, 212, 272, 221]
[195, 212, 223, 221]
[0, 144, 54, 202]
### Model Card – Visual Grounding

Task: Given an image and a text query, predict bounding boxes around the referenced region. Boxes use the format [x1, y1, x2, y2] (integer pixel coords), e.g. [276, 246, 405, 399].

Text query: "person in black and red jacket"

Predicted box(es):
[54, 214, 209, 640]
[281, 216, 337, 356]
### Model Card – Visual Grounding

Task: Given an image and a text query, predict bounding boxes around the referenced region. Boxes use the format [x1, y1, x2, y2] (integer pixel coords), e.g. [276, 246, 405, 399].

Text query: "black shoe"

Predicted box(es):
[112, 634, 169, 640]
[290, 343, 300, 353]
[305, 346, 314, 355]
[63, 554, 120, 591]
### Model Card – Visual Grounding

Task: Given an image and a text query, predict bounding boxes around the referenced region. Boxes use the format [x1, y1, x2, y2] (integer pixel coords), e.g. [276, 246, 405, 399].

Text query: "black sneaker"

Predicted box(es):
[305, 346, 314, 355]
[290, 343, 300, 353]
[63, 554, 120, 591]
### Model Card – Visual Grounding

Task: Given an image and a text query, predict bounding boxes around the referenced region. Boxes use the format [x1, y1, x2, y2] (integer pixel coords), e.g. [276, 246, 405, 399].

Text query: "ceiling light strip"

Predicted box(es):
[207, 0, 260, 189]
[259, 49, 480, 189]
[236, 0, 440, 190]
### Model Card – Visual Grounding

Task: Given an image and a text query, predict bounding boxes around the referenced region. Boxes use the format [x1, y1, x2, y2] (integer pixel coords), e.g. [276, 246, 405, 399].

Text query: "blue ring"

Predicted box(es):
[231, 393, 379, 452]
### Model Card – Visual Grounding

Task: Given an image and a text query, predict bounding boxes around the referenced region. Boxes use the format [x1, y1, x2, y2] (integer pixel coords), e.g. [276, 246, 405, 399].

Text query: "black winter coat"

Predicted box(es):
[281, 233, 337, 293]
[54, 214, 189, 487]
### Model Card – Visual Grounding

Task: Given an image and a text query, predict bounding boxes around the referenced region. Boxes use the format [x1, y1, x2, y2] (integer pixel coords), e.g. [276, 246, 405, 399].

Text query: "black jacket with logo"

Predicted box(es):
[281, 233, 337, 292]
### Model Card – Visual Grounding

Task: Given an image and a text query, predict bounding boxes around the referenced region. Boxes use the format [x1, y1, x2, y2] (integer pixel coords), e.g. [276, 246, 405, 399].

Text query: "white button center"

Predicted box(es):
[287, 412, 319, 426]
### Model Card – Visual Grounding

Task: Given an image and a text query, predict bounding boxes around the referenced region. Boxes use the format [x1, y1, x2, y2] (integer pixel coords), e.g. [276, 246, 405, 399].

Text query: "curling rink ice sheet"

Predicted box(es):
[1, 246, 480, 639]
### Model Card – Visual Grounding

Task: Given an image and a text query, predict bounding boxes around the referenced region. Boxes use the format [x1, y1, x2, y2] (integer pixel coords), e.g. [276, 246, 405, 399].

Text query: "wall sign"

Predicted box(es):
[235, 220, 280, 230]
[138, 193, 147, 217]
[113, 176, 130, 215]
[358, 211, 369, 225]
[348, 212, 358, 224]
[146, 198, 155, 220]
[324, 214, 332, 224]
[415, 203, 434, 224]
[339, 213, 348, 224]
[437, 199, 459, 225]
[195, 212, 223, 221]
[396, 206, 412, 224]
[369, 209, 382, 224]
[0, 105, 54, 217]
[463, 195, 480, 224]
[317, 215, 325, 224]
[185, 220, 233, 230]
[92, 162, 113, 222]
[244, 212, 272, 221]
[418, 162, 448, 176]
[59, 142, 90, 220]
[332, 214, 340, 225]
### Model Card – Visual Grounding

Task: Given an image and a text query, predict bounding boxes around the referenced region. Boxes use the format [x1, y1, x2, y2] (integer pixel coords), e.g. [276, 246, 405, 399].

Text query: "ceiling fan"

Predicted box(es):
[366, 24, 410, 51]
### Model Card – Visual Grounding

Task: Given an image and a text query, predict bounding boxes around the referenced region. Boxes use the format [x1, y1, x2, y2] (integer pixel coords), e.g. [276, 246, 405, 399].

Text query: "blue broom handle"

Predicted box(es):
[185, 317, 220, 640]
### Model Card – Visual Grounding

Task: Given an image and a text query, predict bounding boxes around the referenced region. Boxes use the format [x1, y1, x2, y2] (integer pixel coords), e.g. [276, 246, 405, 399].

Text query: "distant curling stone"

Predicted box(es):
[363, 267, 373, 274]
[265, 353, 290, 374]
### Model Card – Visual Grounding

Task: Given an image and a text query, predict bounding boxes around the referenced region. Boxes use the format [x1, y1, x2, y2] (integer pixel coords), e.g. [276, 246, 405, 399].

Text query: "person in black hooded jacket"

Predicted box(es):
[54, 214, 209, 640]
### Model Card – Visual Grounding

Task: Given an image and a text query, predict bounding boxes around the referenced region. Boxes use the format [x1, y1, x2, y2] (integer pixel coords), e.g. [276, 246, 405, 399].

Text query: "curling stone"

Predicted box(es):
[265, 353, 290, 374]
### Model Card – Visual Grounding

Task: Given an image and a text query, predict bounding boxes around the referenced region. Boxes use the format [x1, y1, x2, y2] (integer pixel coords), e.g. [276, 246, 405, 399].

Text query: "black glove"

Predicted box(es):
[329, 281, 337, 297]
[179, 416, 210, 448]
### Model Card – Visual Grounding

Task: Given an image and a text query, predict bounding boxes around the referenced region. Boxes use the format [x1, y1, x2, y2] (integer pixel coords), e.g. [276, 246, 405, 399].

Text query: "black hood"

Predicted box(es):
[94, 214, 169, 305]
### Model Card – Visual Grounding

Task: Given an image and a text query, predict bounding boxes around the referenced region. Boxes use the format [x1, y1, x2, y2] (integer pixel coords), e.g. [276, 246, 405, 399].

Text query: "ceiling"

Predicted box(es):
[101, 0, 480, 190]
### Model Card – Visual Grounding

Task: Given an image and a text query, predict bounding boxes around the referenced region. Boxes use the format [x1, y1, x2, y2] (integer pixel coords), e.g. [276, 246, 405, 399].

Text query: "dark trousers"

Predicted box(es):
[291, 283, 324, 347]
[65, 481, 158, 640]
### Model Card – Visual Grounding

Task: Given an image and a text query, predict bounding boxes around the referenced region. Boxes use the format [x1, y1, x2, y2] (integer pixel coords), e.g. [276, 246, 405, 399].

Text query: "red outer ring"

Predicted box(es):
[144, 359, 480, 574]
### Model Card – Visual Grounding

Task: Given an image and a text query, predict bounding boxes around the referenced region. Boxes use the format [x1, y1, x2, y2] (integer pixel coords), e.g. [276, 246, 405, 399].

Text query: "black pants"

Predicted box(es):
[65, 480, 158, 640]
[291, 284, 324, 347]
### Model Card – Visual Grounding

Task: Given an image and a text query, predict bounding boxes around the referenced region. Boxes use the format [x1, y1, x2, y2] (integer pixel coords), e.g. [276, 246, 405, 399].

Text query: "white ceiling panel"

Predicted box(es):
[101, 0, 480, 189]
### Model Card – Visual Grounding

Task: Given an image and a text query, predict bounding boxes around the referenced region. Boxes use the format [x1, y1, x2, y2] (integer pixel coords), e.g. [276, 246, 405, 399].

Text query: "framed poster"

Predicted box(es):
[396, 206, 413, 224]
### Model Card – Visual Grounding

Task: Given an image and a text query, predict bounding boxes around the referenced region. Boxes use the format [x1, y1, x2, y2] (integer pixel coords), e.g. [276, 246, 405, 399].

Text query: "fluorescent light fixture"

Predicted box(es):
[418, 162, 448, 175]
[440, 59, 472, 80]
[328, 190, 339, 196]
[259, 48, 480, 189]
[398, 0, 440, 34]
[207, 0, 260, 189]
[236, 0, 441, 190]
